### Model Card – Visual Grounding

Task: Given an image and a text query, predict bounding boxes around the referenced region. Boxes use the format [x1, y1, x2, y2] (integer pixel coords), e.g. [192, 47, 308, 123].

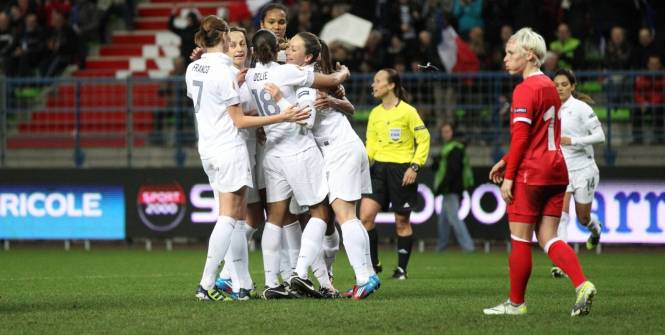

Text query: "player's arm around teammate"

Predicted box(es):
[246, 29, 351, 298]
[265, 32, 380, 298]
[186, 16, 255, 301]
[553, 69, 604, 250]
[360, 68, 431, 279]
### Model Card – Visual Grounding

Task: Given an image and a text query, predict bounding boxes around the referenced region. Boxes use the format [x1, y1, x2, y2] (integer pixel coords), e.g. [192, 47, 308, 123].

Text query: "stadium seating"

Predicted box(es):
[9, 1, 251, 149]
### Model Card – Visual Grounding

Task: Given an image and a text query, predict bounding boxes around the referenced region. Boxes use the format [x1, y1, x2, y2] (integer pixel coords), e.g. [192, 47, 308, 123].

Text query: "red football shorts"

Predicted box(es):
[507, 183, 567, 224]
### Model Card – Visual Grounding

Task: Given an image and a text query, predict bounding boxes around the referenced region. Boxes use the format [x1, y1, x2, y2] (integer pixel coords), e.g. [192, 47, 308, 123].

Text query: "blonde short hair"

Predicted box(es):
[509, 27, 547, 67]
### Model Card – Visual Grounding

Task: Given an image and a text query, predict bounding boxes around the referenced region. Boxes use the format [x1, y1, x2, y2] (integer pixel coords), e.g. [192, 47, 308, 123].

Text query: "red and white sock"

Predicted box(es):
[545, 238, 587, 288]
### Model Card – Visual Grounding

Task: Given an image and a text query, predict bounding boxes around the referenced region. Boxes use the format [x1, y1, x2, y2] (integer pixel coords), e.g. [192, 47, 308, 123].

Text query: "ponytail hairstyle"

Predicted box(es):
[296, 32, 321, 65]
[194, 15, 230, 49]
[315, 38, 333, 75]
[380, 68, 409, 103]
[315, 38, 346, 99]
[251, 29, 279, 65]
[554, 68, 595, 105]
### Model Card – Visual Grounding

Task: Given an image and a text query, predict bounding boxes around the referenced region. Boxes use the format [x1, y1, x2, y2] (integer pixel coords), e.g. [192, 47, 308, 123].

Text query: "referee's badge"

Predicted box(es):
[390, 128, 401, 141]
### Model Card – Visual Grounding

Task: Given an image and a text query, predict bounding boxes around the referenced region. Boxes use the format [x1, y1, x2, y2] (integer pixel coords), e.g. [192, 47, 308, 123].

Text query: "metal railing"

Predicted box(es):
[1, 71, 664, 168]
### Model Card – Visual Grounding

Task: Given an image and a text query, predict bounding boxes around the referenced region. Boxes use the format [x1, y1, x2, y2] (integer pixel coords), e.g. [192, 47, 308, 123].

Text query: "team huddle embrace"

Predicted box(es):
[186, 6, 383, 302]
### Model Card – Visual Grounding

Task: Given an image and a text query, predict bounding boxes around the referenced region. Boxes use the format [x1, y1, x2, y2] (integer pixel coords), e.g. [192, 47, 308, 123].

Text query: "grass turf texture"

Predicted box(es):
[1, 248, 663, 334]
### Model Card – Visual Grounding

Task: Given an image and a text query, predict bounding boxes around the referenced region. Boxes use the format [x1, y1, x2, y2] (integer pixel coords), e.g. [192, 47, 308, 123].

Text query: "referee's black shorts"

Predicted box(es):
[365, 161, 418, 214]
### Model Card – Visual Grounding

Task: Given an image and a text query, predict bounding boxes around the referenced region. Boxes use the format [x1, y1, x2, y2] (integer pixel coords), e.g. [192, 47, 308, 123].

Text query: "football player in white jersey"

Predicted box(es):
[551, 69, 605, 278]
[245, 29, 350, 299]
[212, 26, 262, 300]
[267, 32, 380, 299]
[258, 2, 310, 285]
[187, 16, 309, 301]
[191, 5, 296, 288]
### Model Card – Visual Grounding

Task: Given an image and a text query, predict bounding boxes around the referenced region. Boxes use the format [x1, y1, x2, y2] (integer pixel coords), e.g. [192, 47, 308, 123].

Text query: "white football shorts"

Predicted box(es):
[202, 144, 253, 194]
[566, 163, 599, 204]
[317, 137, 372, 203]
[246, 143, 266, 204]
[263, 146, 328, 206]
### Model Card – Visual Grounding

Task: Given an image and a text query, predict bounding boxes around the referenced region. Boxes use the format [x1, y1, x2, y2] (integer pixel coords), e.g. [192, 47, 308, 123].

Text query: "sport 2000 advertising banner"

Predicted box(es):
[1, 168, 663, 243]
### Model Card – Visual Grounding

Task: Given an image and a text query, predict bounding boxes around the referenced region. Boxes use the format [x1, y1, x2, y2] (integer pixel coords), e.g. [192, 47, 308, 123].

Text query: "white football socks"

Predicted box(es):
[283, 220, 302, 277]
[199, 215, 236, 290]
[219, 221, 257, 285]
[279, 231, 292, 281]
[341, 218, 373, 285]
[323, 227, 340, 276]
[558, 212, 569, 242]
[229, 221, 252, 291]
[261, 222, 283, 288]
[295, 217, 326, 279]
[588, 213, 602, 235]
[311, 251, 333, 289]
[245, 222, 257, 242]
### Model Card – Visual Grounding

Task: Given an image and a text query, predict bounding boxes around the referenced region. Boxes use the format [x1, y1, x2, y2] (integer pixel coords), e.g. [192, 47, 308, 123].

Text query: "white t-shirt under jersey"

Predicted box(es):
[186, 52, 243, 160]
[244, 61, 316, 157]
[560, 96, 604, 171]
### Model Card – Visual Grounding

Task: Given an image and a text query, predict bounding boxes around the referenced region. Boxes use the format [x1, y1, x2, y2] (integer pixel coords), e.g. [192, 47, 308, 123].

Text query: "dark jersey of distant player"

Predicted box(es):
[503, 72, 568, 186]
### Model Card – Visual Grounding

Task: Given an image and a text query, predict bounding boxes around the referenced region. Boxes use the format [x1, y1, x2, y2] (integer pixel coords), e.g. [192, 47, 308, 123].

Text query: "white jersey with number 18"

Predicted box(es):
[244, 61, 316, 157]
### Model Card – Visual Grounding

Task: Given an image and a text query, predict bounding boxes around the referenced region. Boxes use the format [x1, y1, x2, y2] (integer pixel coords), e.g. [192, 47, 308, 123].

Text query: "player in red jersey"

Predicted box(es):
[483, 28, 596, 317]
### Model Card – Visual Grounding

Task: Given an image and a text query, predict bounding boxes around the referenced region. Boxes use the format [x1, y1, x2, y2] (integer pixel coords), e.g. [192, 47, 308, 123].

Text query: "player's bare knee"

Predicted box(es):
[309, 202, 329, 221]
[578, 213, 591, 226]
[395, 214, 412, 236]
[361, 214, 376, 230]
[396, 224, 412, 236]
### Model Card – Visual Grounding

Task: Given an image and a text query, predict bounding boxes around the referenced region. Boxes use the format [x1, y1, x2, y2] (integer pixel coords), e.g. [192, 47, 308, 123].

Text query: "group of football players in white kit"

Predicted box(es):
[187, 10, 380, 301]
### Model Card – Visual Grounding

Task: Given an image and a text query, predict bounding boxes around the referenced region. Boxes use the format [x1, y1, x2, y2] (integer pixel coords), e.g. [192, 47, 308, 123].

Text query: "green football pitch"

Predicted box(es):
[1, 247, 663, 334]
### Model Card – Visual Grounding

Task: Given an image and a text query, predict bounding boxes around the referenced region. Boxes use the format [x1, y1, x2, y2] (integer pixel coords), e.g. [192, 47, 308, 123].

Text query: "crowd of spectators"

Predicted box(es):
[1, 0, 134, 77]
[244, 0, 665, 74]
[4, 0, 665, 77]
[240, 0, 664, 145]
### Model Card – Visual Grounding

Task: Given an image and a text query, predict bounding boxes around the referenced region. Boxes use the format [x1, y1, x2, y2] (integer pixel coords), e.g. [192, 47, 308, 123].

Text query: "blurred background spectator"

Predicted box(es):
[0, 12, 14, 73]
[168, 6, 199, 66]
[633, 55, 664, 144]
[631, 27, 661, 69]
[452, 0, 483, 40]
[40, 10, 77, 77]
[549, 23, 581, 70]
[6, 13, 43, 77]
[70, 0, 100, 69]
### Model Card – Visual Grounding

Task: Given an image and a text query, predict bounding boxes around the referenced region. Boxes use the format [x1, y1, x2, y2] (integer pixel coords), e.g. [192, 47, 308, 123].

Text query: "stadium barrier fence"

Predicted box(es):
[2, 71, 665, 168]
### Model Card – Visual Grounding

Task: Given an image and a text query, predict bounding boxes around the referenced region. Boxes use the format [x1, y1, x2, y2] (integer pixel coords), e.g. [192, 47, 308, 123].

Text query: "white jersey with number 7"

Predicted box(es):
[185, 52, 244, 160]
